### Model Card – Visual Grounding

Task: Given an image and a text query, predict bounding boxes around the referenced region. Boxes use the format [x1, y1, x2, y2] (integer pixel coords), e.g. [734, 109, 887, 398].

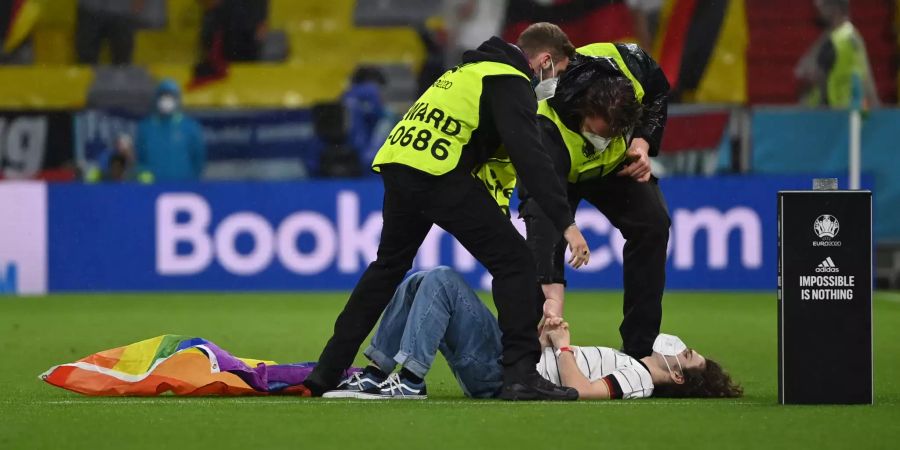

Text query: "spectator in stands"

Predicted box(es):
[445, 0, 508, 66]
[626, 0, 663, 51]
[343, 66, 391, 169]
[192, 0, 269, 86]
[136, 79, 206, 181]
[0, 0, 39, 64]
[76, 0, 145, 65]
[85, 134, 139, 183]
[795, 0, 879, 108]
[415, 19, 448, 95]
[219, 0, 269, 62]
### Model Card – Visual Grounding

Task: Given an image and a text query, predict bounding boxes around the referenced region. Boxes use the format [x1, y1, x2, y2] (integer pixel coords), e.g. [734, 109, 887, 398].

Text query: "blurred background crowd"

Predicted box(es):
[0, 0, 894, 183]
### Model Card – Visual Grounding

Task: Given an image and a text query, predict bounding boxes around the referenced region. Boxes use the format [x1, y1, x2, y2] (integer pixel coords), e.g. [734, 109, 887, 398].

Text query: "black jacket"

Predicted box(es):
[547, 43, 670, 159]
[388, 36, 575, 233]
[519, 43, 669, 202]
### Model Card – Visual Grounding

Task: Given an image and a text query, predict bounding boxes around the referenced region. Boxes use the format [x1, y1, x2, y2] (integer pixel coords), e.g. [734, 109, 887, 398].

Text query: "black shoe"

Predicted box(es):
[303, 366, 346, 397]
[498, 373, 579, 401]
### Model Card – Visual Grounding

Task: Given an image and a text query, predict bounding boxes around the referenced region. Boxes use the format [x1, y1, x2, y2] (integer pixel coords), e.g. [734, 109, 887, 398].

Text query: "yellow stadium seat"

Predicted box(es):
[134, 30, 198, 65]
[7, 0, 425, 109]
[269, 0, 354, 32]
[33, 0, 76, 29]
[167, 0, 202, 30]
[0, 66, 93, 108]
[289, 28, 424, 70]
[145, 63, 193, 88]
[32, 28, 76, 65]
[147, 62, 354, 108]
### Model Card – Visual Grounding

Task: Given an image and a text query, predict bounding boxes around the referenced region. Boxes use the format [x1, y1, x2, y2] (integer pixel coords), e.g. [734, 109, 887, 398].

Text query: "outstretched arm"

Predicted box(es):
[485, 77, 590, 268]
[522, 116, 583, 292]
[542, 284, 565, 318]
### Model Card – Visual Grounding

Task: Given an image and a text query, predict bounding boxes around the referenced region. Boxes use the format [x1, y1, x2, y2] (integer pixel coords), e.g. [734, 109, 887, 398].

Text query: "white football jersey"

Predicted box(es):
[537, 346, 654, 399]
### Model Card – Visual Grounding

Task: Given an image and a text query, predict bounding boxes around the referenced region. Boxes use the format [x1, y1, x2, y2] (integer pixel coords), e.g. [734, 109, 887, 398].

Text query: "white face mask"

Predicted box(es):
[157, 95, 178, 115]
[653, 333, 686, 379]
[534, 57, 558, 101]
[653, 333, 687, 356]
[581, 132, 612, 153]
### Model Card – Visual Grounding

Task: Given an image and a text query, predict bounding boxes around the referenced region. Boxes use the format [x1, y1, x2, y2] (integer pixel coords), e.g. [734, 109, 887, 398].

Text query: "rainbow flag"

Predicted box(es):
[40, 335, 355, 397]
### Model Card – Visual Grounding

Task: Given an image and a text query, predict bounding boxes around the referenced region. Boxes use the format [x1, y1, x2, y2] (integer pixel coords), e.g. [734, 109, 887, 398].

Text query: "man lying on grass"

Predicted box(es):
[323, 267, 742, 400]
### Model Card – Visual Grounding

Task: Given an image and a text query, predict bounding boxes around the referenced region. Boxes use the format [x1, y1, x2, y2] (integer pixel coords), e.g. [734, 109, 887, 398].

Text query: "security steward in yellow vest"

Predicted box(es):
[520, 43, 671, 360]
[305, 35, 590, 401]
[799, 0, 879, 109]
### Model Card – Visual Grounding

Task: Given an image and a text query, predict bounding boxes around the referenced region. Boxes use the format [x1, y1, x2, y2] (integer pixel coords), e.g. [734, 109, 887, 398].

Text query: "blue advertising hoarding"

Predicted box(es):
[43, 175, 839, 292]
[752, 108, 897, 241]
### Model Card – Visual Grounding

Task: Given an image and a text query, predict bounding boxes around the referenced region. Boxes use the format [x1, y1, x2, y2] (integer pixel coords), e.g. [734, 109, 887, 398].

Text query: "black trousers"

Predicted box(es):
[76, 7, 135, 65]
[305, 168, 542, 393]
[522, 175, 670, 358]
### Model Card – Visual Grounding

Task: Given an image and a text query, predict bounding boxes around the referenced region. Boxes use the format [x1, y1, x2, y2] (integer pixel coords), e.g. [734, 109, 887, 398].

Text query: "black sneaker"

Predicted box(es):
[322, 369, 387, 399]
[498, 373, 579, 401]
[355, 373, 428, 400]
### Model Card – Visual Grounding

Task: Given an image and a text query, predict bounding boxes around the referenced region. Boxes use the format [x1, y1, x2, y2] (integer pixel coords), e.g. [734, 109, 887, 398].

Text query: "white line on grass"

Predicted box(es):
[878, 292, 900, 303]
[17, 399, 756, 406]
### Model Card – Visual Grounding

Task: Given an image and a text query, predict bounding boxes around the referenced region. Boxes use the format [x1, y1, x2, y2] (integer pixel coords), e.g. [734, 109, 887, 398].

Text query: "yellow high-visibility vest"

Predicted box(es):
[540, 43, 646, 183]
[373, 61, 530, 176]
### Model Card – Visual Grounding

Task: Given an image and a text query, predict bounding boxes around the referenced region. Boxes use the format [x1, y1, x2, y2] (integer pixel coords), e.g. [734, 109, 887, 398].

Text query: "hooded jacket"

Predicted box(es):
[136, 80, 206, 181]
[537, 43, 669, 186]
[385, 36, 574, 233]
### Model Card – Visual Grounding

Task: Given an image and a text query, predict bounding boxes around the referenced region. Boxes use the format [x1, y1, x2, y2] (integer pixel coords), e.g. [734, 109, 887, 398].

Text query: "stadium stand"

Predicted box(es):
[4, 0, 425, 109]
[353, 0, 439, 26]
[86, 66, 157, 114]
[747, 0, 896, 104]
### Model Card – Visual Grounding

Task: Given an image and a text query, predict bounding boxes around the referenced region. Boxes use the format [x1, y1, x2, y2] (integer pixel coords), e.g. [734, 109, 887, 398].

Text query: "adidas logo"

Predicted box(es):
[815, 257, 840, 273]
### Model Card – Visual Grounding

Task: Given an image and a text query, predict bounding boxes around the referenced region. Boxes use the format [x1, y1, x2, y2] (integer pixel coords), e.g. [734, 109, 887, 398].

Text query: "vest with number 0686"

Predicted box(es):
[372, 61, 530, 176]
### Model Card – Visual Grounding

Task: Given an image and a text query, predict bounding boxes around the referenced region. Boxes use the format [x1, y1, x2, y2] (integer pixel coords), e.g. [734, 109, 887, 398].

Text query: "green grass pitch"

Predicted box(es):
[1, 291, 899, 450]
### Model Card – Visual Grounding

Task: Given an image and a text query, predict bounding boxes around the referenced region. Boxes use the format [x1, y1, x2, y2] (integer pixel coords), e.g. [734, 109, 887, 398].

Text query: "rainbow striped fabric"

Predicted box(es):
[40, 335, 355, 396]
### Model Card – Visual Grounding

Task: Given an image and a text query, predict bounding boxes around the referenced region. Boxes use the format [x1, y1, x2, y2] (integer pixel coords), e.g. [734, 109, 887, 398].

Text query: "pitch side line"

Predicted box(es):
[14, 399, 757, 406]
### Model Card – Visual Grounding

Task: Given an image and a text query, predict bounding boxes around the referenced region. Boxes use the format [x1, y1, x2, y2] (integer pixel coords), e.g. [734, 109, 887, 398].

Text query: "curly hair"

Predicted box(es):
[578, 76, 643, 137]
[653, 358, 743, 398]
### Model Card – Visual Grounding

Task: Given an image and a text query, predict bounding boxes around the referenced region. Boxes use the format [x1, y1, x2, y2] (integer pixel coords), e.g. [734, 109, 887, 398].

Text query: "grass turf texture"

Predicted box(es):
[1, 291, 899, 450]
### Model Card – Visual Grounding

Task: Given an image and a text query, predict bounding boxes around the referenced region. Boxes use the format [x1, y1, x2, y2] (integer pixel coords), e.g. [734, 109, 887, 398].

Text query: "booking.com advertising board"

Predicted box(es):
[1, 175, 847, 294]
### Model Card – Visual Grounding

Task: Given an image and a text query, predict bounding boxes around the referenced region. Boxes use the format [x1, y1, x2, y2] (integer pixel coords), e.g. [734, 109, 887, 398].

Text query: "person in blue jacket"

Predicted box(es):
[342, 66, 393, 170]
[136, 79, 206, 182]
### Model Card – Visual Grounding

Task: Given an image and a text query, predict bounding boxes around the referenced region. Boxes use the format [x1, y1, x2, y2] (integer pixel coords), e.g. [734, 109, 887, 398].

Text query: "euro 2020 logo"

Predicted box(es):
[814, 215, 840, 240]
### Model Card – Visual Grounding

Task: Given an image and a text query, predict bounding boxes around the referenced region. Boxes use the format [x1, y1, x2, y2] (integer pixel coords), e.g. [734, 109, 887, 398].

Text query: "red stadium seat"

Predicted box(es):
[746, 0, 897, 104]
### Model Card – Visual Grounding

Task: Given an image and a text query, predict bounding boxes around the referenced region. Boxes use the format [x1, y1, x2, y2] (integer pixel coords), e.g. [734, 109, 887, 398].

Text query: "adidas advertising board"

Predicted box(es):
[778, 188, 872, 404]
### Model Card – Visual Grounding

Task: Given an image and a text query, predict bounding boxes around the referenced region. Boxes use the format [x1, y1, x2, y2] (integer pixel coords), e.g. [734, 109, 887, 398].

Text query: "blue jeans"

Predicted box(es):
[363, 267, 504, 398]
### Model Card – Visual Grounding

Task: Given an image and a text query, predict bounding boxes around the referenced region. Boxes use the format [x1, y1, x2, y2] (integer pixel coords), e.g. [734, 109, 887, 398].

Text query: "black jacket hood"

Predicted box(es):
[462, 36, 533, 78]
[548, 55, 627, 131]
